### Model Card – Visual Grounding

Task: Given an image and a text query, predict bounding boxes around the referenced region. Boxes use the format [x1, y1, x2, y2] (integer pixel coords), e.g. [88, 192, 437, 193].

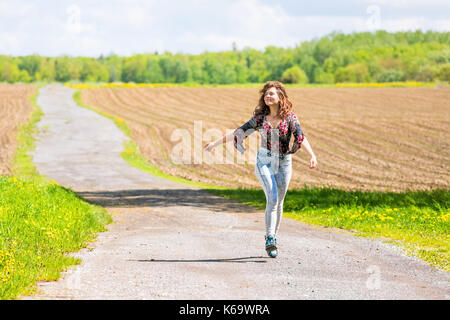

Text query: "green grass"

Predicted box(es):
[0, 86, 111, 299]
[0, 177, 111, 299]
[73, 89, 450, 272]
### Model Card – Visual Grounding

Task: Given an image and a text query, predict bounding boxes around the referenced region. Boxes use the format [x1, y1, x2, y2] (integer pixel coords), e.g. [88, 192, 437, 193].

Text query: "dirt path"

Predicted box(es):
[23, 84, 448, 299]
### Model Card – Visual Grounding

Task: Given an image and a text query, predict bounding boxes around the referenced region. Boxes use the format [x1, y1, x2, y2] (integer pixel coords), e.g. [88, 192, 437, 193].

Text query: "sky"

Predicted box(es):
[0, 0, 449, 57]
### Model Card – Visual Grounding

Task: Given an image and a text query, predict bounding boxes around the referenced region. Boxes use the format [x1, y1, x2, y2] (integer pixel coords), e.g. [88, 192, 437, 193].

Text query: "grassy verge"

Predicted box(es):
[73, 89, 449, 272]
[0, 178, 111, 299]
[0, 85, 111, 300]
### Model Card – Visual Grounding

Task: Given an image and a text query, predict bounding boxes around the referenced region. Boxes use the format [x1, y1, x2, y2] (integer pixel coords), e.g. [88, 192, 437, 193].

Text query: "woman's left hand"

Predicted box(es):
[310, 155, 318, 169]
[204, 142, 215, 152]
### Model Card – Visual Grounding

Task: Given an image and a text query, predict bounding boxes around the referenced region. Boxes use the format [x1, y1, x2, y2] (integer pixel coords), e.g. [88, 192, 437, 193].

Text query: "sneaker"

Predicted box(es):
[268, 249, 278, 258]
[265, 235, 278, 258]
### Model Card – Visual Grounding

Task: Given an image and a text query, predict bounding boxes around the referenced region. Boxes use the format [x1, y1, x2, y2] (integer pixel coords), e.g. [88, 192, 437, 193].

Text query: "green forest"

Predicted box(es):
[1, 30, 449, 84]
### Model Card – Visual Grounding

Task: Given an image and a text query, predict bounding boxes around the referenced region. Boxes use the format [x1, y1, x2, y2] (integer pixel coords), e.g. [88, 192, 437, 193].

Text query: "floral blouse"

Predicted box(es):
[233, 111, 305, 155]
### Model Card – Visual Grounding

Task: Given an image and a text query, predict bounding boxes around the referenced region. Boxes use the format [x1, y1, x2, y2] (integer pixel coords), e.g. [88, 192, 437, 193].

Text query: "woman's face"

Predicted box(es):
[264, 87, 280, 107]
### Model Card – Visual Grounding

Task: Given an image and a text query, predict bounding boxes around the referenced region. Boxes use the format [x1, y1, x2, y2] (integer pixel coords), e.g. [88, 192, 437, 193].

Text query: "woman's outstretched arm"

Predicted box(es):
[204, 115, 258, 153]
[204, 131, 236, 151]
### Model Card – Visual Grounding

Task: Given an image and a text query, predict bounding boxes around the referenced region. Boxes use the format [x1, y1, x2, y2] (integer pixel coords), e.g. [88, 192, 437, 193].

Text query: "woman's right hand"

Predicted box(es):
[204, 142, 215, 152]
[310, 155, 318, 169]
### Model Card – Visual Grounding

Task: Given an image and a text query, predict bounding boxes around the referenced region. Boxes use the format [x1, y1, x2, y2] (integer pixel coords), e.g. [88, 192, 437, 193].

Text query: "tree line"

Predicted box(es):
[1, 30, 449, 84]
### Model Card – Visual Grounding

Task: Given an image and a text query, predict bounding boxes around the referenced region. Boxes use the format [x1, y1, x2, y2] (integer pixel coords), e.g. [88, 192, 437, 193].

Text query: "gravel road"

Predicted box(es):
[23, 84, 449, 300]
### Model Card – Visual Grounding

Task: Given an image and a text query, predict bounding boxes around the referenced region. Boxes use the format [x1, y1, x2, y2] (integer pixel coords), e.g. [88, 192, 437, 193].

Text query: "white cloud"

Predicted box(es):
[127, 6, 148, 27]
[0, 32, 21, 53]
[207, 0, 296, 49]
[362, 0, 449, 6]
[0, 1, 36, 16]
[435, 19, 450, 30]
[230, 0, 292, 30]
[382, 17, 427, 31]
[381, 17, 450, 31]
[55, 34, 106, 57]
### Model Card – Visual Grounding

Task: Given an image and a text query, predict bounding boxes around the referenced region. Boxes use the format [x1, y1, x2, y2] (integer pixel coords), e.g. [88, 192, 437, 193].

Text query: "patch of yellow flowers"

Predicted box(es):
[4, 177, 57, 191]
[335, 81, 434, 88]
[345, 209, 396, 221]
[0, 248, 24, 283]
[65, 81, 438, 90]
[65, 83, 203, 89]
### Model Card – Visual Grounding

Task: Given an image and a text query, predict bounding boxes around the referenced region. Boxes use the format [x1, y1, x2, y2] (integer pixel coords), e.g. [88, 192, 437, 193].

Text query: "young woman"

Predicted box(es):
[204, 81, 317, 258]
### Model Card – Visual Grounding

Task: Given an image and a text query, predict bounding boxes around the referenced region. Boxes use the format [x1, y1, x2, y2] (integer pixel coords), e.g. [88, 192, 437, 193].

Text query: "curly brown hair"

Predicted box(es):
[253, 81, 293, 120]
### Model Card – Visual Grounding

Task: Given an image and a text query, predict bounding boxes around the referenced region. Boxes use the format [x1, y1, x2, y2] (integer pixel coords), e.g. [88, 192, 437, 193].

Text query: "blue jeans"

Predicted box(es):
[254, 147, 292, 238]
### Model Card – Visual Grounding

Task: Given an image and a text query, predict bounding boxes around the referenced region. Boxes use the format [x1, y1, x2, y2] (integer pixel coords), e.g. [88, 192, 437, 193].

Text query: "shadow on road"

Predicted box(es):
[131, 256, 268, 263]
[75, 188, 260, 213]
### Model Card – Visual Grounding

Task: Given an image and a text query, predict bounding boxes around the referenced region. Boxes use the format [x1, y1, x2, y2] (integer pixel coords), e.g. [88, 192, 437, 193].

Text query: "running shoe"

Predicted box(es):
[265, 235, 278, 258]
[268, 249, 278, 258]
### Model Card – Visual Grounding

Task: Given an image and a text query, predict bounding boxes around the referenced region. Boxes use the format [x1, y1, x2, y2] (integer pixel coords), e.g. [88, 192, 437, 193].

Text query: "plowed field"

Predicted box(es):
[0, 84, 35, 175]
[80, 86, 450, 191]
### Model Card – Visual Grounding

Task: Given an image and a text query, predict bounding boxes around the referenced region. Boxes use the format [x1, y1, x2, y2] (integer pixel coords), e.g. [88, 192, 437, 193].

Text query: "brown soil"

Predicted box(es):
[81, 86, 450, 192]
[0, 84, 35, 175]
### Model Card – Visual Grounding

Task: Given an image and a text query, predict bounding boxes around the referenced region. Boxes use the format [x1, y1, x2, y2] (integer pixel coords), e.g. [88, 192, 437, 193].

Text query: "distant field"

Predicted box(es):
[79, 86, 450, 192]
[0, 84, 35, 175]
[67, 81, 437, 89]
